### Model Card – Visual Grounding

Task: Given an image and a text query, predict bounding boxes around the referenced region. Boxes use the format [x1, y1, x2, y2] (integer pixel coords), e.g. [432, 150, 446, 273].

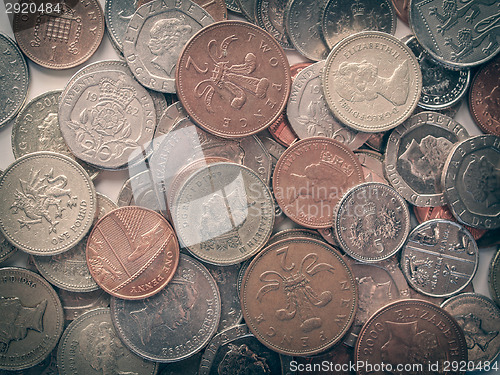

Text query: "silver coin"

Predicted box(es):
[152, 101, 188, 152]
[0, 169, 18, 263]
[385, 111, 470, 207]
[104, 0, 138, 52]
[234, 0, 256, 21]
[159, 352, 202, 375]
[255, 0, 294, 49]
[405, 35, 470, 110]
[149, 89, 169, 124]
[441, 293, 500, 365]
[322, 31, 422, 133]
[354, 149, 389, 184]
[12, 90, 100, 180]
[117, 170, 161, 211]
[256, 129, 286, 165]
[226, 0, 242, 13]
[123, 0, 214, 93]
[110, 254, 221, 362]
[57, 308, 158, 375]
[59, 69, 156, 170]
[173, 162, 274, 265]
[321, 0, 396, 50]
[401, 219, 479, 297]
[0, 33, 29, 129]
[0, 152, 97, 255]
[284, 0, 330, 61]
[287, 60, 370, 149]
[410, 0, 500, 68]
[334, 182, 410, 262]
[442, 134, 500, 230]
[57, 288, 110, 322]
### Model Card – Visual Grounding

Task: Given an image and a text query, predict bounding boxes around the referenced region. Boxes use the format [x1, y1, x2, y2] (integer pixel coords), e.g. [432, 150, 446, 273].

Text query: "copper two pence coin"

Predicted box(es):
[176, 20, 291, 138]
[240, 237, 357, 356]
[273, 137, 364, 228]
[86, 206, 179, 300]
[13, 0, 104, 69]
[355, 299, 467, 374]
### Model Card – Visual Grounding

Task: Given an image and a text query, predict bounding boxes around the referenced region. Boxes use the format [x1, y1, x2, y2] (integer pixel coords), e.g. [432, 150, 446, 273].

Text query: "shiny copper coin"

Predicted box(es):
[469, 54, 500, 136]
[240, 238, 357, 356]
[273, 137, 364, 228]
[13, 0, 104, 69]
[355, 300, 468, 375]
[176, 20, 291, 138]
[391, 0, 409, 25]
[86, 206, 179, 300]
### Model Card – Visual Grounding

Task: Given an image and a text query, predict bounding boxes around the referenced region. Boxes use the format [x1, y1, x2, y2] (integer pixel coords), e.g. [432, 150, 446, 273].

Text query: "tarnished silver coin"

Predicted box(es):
[152, 101, 188, 152]
[284, 0, 330, 61]
[385, 111, 470, 207]
[287, 60, 369, 150]
[105, 0, 138, 52]
[111, 254, 221, 362]
[323, 31, 422, 133]
[401, 219, 478, 297]
[159, 353, 202, 375]
[59, 69, 156, 170]
[0, 267, 64, 371]
[321, 0, 396, 50]
[441, 293, 500, 365]
[123, 0, 214, 93]
[57, 288, 110, 321]
[405, 35, 470, 110]
[0, 152, 96, 255]
[173, 163, 274, 265]
[0, 33, 29, 129]
[334, 182, 410, 262]
[117, 170, 161, 211]
[442, 134, 500, 230]
[410, 0, 500, 68]
[255, 0, 293, 49]
[226, 0, 242, 13]
[12, 90, 100, 180]
[57, 308, 158, 375]
[234, 0, 256, 22]
[0, 170, 17, 264]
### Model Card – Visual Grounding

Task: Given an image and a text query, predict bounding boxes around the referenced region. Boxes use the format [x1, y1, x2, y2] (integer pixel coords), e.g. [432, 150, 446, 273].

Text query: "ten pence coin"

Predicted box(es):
[176, 20, 291, 138]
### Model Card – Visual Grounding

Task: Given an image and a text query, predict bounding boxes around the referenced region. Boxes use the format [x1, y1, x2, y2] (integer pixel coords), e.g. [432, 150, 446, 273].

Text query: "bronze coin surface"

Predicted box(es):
[86, 206, 180, 300]
[273, 137, 364, 228]
[355, 299, 468, 375]
[176, 20, 291, 138]
[240, 238, 357, 356]
[13, 0, 104, 69]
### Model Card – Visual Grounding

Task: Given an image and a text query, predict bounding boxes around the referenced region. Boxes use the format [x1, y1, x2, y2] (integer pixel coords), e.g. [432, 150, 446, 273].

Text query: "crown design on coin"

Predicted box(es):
[363, 202, 377, 216]
[351, 1, 365, 16]
[53, 2, 76, 18]
[318, 150, 344, 174]
[99, 78, 136, 109]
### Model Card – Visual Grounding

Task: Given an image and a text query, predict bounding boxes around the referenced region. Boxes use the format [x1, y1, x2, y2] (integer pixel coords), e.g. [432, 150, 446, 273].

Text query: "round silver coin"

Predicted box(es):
[401, 219, 479, 298]
[385, 111, 470, 207]
[255, 0, 294, 49]
[334, 182, 410, 262]
[441, 134, 500, 230]
[57, 308, 158, 375]
[0, 169, 18, 263]
[287, 60, 370, 150]
[0, 33, 29, 129]
[234, 0, 256, 22]
[104, 0, 138, 52]
[441, 293, 500, 366]
[117, 170, 161, 211]
[0, 152, 97, 255]
[110, 254, 221, 362]
[123, 0, 214, 93]
[152, 101, 188, 152]
[226, 0, 242, 13]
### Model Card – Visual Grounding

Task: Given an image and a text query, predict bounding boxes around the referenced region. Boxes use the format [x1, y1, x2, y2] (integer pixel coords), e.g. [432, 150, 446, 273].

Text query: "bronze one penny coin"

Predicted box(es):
[273, 137, 364, 228]
[86, 206, 179, 300]
[240, 237, 357, 356]
[13, 0, 105, 70]
[176, 20, 291, 138]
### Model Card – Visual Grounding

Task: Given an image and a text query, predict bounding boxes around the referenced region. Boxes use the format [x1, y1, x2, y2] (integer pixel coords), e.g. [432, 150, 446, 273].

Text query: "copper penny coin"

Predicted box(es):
[355, 299, 467, 375]
[176, 20, 291, 138]
[240, 237, 357, 356]
[391, 0, 409, 25]
[86, 206, 179, 300]
[273, 137, 364, 229]
[469, 54, 500, 136]
[13, 0, 105, 70]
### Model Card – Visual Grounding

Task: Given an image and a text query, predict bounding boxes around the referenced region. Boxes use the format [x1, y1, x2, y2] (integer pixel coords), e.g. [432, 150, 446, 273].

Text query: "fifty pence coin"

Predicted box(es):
[0, 33, 29, 129]
[323, 31, 422, 133]
[0, 267, 64, 371]
[240, 237, 357, 356]
[255, 0, 293, 49]
[333, 182, 411, 262]
[110, 254, 221, 362]
[0, 152, 96, 255]
[489, 248, 500, 308]
[13, 0, 105, 69]
[384, 111, 470, 207]
[123, 0, 214, 93]
[441, 134, 500, 230]
[441, 293, 500, 365]
[176, 20, 291, 138]
[86, 206, 179, 300]
[57, 308, 158, 375]
[401, 219, 478, 298]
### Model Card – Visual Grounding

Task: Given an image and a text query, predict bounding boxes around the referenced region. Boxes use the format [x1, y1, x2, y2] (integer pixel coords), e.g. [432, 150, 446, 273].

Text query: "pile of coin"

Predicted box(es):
[0, 0, 499, 373]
